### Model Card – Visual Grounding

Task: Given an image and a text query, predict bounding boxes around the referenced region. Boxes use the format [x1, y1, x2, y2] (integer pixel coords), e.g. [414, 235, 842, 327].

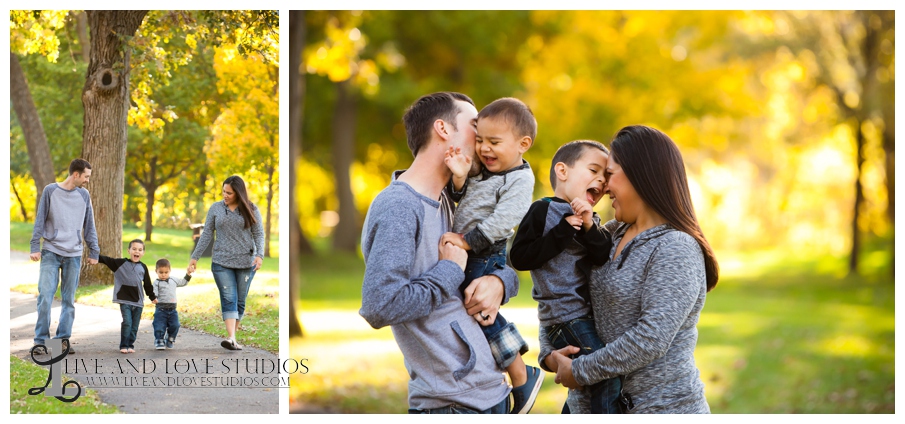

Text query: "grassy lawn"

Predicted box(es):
[9, 355, 120, 413]
[9, 222, 279, 353]
[290, 235, 894, 413]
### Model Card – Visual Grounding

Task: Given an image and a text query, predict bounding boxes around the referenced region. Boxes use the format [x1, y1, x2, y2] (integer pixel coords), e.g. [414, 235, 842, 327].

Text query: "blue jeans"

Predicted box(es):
[153, 307, 180, 341]
[460, 252, 528, 369]
[119, 304, 143, 349]
[210, 263, 256, 321]
[34, 250, 80, 345]
[546, 317, 623, 414]
[408, 396, 510, 414]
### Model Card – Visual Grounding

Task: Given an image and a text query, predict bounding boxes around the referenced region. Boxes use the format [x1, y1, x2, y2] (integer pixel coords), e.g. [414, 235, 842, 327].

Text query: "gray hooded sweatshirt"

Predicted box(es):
[539, 220, 711, 414]
[360, 176, 520, 411]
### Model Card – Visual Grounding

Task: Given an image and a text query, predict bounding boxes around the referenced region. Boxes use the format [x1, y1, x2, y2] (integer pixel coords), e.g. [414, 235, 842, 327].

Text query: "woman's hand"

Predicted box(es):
[253, 257, 263, 271]
[188, 259, 197, 274]
[549, 346, 582, 389]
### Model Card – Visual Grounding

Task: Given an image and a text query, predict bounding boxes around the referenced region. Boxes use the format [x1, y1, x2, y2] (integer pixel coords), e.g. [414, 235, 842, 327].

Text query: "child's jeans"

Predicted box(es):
[545, 316, 622, 413]
[460, 251, 528, 370]
[153, 306, 180, 341]
[119, 304, 142, 349]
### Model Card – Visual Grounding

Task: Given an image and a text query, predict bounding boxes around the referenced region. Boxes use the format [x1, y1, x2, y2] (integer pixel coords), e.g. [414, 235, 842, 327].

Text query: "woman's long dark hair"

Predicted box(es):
[609, 125, 719, 291]
[224, 175, 257, 229]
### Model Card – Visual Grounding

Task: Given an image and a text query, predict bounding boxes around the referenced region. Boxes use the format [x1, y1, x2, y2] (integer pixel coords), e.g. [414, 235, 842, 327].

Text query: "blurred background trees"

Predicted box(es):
[293, 10, 894, 273]
[10, 10, 279, 284]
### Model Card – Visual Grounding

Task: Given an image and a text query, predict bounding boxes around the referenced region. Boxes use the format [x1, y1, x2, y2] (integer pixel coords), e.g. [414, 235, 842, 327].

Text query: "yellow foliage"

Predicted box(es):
[9, 10, 70, 62]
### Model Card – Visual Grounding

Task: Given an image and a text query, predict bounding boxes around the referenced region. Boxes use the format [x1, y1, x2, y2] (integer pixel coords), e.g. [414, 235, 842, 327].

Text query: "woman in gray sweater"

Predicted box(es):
[189, 176, 265, 350]
[541, 125, 719, 413]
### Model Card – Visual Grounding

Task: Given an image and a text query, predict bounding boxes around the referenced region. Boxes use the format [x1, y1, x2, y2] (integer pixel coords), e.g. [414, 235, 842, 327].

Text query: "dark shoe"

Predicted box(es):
[31, 345, 48, 355]
[155, 339, 166, 350]
[166, 338, 175, 349]
[510, 366, 545, 414]
[61, 339, 75, 355]
[220, 339, 239, 351]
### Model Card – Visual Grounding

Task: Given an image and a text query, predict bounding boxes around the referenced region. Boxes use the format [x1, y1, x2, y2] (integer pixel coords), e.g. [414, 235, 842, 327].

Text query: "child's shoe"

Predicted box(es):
[510, 365, 545, 414]
[155, 339, 165, 350]
[166, 338, 175, 349]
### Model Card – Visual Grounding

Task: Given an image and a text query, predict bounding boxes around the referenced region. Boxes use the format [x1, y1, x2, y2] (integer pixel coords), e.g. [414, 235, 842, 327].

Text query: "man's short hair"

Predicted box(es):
[549, 140, 609, 189]
[477, 97, 537, 145]
[156, 258, 170, 269]
[69, 158, 91, 175]
[402, 92, 475, 157]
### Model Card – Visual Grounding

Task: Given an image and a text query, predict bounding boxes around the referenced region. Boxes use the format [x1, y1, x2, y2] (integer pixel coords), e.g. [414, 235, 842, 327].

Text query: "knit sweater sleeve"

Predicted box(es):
[462, 170, 534, 255]
[510, 199, 577, 270]
[252, 205, 265, 259]
[142, 263, 156, 301]
[191, 204, 217, 261]
[570, 234, 704, 385]
[81, 190, 100, 260]
[30, 185, 53, 254]
[359, 194, 465, 329]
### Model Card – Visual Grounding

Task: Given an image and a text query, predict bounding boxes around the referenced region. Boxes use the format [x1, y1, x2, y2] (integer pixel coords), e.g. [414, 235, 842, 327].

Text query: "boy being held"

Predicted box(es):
[98, 239, 156, 354]
[440, 97, 543, 414]
[152, 259, 192, 350]
[510, 140, 621, 413]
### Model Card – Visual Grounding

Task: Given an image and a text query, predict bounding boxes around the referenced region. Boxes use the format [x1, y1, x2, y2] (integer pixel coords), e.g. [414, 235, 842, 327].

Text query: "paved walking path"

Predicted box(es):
[8, 252, 280, 414]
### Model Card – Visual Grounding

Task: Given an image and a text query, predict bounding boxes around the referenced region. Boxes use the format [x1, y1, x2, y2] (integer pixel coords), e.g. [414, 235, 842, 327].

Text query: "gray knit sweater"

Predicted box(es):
[30, 183, 100, 259]
[451, 161, 534, 256]
[360, 176, 520, 411]
[539, 220, 710, 414]
[191, 201, 265, 269]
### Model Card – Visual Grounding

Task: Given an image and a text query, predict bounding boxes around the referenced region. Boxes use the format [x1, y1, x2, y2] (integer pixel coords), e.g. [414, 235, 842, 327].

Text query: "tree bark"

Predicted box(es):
[80, 11, 148, 285]
[10, 53, 57, 198]
[74, 11, 91, 63]
[142, 159, 158, 241]
[288, 10, 306, 338]
[331, 79, 360, 252]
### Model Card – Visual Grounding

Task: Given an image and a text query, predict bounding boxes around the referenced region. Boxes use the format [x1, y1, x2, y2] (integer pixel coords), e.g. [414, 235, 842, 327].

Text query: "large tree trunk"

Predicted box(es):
[74, 11, 91, 63]
[10, 53, 56, 197]
[142, 158, 158, 242]
[79, 11, 148, 285]
[331, 79, 360, 252]
[288, 10, 306, 338]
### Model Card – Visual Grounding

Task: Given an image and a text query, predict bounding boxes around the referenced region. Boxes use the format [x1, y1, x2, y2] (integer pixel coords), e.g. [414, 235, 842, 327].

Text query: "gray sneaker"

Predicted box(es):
[155, 339, 166, 350]
[166, 338, 175, 349]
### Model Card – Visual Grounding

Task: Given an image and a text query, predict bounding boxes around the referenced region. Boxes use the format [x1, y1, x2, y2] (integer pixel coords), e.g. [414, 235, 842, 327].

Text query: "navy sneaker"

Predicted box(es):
[166, 338, 175, 349]
[510, 366, 545, 414]
[155, 339, 166, 350]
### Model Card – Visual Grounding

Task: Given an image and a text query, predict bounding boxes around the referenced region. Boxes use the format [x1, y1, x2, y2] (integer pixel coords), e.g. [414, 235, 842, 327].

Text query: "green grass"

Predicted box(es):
[10, 222, 279, 353]
[291, 235, 895, 413]
[9, 355, 120, 413]
[9, 222, 279, 274]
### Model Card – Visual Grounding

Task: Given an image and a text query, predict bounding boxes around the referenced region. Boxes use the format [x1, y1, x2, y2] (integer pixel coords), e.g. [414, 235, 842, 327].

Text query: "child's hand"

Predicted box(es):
[570, 198, 594, 231]
[440, 232, 470, 251]
[439, 239, 468, 271]
[564, 215, 583, 231]
[152, 299, 158, 304]
[444, 147, 472, 180]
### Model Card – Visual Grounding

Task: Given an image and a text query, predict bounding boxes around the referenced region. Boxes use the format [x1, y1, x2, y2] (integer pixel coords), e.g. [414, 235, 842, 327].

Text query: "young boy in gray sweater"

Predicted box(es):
[510, 140, 622, 413]
[440, 97, 542, 413]
[98, 239, 156, 354]
[152, 259, 192, 350]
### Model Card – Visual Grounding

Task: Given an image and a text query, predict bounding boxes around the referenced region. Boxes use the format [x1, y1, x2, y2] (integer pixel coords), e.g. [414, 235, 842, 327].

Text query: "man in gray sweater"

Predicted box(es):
[360, 92, 521, 413]
[30, 158, 100, 354]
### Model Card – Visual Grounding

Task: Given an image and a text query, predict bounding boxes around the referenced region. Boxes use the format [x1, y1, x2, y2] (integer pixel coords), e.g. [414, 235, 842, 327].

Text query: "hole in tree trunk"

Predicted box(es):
[102, 73, 112, 85]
